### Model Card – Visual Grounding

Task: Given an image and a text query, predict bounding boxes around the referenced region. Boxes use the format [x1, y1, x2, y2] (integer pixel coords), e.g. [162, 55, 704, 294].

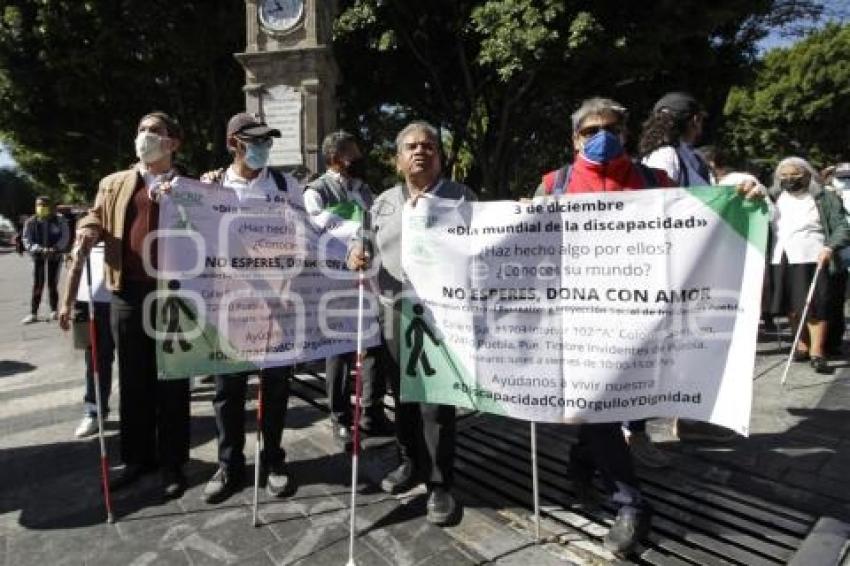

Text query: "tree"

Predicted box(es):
[333, 0, 822, 199]
[0, 1, 246, 201]
[723, 22, 850, 169]
[0, 167, 37, 223]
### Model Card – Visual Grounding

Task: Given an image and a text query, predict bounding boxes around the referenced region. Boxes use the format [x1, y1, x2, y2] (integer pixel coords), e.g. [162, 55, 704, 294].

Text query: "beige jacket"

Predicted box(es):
[61, 167, 143, 310]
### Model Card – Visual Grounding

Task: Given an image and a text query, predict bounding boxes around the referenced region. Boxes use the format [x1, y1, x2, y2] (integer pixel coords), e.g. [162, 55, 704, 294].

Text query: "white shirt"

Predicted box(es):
[302, 170, 371, 216]
[642, 144, 712, 186]
[770, 191, 825, 264]
[222, 166, 302, 206]
[76, 243, 111, 303]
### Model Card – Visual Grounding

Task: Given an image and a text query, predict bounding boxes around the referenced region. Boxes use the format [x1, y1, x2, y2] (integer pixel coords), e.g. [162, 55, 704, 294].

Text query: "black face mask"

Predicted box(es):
[344, 158, 367, 179]
[780, 177, 807, 193]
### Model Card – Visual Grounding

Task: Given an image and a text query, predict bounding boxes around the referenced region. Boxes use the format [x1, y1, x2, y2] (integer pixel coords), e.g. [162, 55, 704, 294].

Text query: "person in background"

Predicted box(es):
[21, 196, 69, 323]
[767, 157, 850, 374]
[824, 163, 850, 356]
[72, 242, 114, 438]
[304, 130, 391, 450]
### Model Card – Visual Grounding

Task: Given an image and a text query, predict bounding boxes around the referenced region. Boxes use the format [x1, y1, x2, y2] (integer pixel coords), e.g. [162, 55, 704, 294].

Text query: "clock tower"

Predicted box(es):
[235, 0, 339, 174]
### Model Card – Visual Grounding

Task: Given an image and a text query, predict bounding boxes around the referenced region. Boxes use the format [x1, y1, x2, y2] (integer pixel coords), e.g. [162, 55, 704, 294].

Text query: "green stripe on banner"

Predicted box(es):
[685, 185, 769, 254]
[326, 201, 364, 223]
[398, 299, 507, 416]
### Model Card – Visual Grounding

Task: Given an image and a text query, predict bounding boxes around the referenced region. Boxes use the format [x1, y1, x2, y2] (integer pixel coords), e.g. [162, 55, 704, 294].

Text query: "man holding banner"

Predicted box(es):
[59, 111, 191, 500]
[200, 113, 298, 504]
[348, 121, 477, 526]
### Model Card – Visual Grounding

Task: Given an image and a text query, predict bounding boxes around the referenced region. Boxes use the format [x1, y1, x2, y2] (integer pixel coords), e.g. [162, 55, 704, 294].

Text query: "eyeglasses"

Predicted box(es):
[402, 141, 437, 153]
[577, 124, 623, 138]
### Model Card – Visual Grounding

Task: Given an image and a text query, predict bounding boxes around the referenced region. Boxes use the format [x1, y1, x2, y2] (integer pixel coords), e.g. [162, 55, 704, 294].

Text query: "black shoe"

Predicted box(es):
[570, 475, 603, 510]
[332, 422, 354, 451]
[793, 349, 810, 363]
[108, 463, 154, 491]
[811, 356, 833, 374]
[265, 462, 295, 498]
[603, 507, 651, 556]
[161, 467, 186, 500]
[426, 487, 458, 525]
[380, 460, 418, 494]
[203, 466, 244, 504]
[359, 412, 394, 436]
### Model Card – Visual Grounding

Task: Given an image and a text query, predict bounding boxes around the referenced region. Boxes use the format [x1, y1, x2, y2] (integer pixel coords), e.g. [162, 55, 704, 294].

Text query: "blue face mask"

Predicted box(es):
[244, 141, 271, 170]
[581, 129, 624, 164]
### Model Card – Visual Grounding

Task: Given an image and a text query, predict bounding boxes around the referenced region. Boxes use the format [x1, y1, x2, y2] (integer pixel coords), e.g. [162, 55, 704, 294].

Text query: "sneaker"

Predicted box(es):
[203, 466, 244, 504]
[675, 419, 737, 442]
[426, 487, 458, 525]
[811, 356, 833, 375]
[265, 462, 295, 498]
[792, 349, 811, 363]
[20, 314, 37, 324]
[109, 463, 155, 491]
[332, 422, 354, 451]
[627, 432, 671, 468]
[74, 415, 99, 438]
[604, 507, 651, 556]
[380, 460, 418, 494]
[162, 467, 186, 500]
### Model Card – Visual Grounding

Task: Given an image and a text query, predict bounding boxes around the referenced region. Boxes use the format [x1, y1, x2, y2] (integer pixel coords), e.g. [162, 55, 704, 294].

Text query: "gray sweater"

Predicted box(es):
[364, 179, 477, 298]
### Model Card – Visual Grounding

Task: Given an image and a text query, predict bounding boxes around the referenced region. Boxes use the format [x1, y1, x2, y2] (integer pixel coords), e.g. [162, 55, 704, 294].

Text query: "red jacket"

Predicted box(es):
[541, 153, 673, 194]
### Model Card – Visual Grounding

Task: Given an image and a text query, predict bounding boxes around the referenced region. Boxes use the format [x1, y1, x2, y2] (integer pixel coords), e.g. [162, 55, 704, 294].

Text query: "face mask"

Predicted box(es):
[35, 205, 49, 219]
[343, 158, 367, 179]
[581, 130, 624, 164]
[780, 177, 807, 193]
[244, 141, 271, 170]
[135, 132, 168, 163]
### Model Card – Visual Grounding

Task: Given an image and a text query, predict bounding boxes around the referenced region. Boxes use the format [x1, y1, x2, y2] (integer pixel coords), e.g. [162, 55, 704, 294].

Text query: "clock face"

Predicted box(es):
[259, 0, 304, 33]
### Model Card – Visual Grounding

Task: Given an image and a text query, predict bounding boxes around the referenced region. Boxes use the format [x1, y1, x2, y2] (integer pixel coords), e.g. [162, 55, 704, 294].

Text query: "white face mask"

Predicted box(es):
[135, 131, 169, 163]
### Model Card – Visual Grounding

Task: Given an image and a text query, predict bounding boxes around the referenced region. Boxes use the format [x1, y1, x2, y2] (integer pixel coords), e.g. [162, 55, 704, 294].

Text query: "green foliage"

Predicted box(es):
[0, 167, 38, 223]
[334, 0, 822, 199]
[0, 1, 245, 202]
[723, 22, 850, 168]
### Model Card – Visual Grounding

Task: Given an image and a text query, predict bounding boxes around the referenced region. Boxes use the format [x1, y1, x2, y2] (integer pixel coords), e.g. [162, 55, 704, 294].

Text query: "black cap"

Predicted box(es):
[653, 92, 705, 119]
[226, 112, 281, 140]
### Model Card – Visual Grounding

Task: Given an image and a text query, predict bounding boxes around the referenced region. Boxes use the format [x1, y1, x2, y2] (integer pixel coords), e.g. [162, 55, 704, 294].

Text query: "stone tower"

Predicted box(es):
[235, 0, 339, 174]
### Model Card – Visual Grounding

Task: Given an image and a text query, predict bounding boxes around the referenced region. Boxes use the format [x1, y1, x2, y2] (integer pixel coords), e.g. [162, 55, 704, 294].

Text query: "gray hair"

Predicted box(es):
[771, 156, 822, 194]
[571, 97, 628, 133]
[395, 121, 440, 154]
[321, 130, 357, 165]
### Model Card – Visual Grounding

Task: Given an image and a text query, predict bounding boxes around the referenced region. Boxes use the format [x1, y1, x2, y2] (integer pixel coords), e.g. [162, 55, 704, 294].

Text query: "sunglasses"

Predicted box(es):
[577, 124, 623, 138]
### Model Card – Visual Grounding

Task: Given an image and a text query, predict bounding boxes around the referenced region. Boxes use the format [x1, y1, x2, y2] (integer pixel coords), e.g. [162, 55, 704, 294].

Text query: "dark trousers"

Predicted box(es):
[624, 419, 646, 433]
[213, 366, 291, 472]
[83, 302, 114, 416]
[826, 269, 847, 354]
[570, 422, 643, 511]
[31, 254, 60, 314]
[325, 347, 385, 426]
[381, 299, 455, 488]
[111, 284, 190, 469]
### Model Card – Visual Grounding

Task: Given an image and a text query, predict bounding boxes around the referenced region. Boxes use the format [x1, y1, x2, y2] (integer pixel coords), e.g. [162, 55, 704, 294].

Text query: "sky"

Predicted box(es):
[0, 144, 13, 169]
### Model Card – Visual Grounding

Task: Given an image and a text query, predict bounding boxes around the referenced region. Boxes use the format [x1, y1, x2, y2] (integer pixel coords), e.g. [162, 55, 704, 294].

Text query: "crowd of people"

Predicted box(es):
[9, 88, 844, 557]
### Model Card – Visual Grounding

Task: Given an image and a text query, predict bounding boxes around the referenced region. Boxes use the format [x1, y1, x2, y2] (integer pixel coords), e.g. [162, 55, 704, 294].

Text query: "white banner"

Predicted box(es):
[154, 177, 379, 379]
[400, 188, 768, 435]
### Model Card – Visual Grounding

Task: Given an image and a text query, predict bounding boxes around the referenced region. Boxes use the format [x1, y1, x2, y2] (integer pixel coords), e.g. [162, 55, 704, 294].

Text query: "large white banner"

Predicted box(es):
[154, 177, 378, 379]
[400, 188, 768, 434]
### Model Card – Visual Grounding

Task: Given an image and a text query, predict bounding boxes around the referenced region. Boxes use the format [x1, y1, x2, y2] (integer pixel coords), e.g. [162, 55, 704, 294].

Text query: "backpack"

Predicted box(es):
[544, 161, 661, 195]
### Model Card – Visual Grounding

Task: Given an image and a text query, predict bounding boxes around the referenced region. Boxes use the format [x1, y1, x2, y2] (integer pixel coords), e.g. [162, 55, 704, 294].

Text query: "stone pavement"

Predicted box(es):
[1, 248, 849, 565]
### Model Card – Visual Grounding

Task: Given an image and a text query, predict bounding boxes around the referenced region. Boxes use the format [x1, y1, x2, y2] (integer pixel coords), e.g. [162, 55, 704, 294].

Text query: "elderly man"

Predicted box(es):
[59, 111, 191, 500]
[349, 121, 476, 525]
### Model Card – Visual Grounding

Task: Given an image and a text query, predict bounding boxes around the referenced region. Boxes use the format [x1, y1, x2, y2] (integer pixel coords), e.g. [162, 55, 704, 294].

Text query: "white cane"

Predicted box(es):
[530, 422, 540, 543]
[346, 230, 368, 566]
[85, 256, 115, 523]
[781, 261, 824, 387]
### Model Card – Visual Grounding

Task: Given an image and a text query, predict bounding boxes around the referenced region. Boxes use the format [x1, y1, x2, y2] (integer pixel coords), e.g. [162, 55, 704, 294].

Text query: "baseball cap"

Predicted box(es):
[653, 92, 705, 119]
[226, 112, 281, 140]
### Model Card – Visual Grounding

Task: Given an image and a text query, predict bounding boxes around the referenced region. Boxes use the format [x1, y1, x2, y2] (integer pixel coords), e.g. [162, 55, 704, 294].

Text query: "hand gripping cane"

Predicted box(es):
[781, 261, 825, 387]
[346, 213, 370, 566]
[86, 256, 115, 523]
